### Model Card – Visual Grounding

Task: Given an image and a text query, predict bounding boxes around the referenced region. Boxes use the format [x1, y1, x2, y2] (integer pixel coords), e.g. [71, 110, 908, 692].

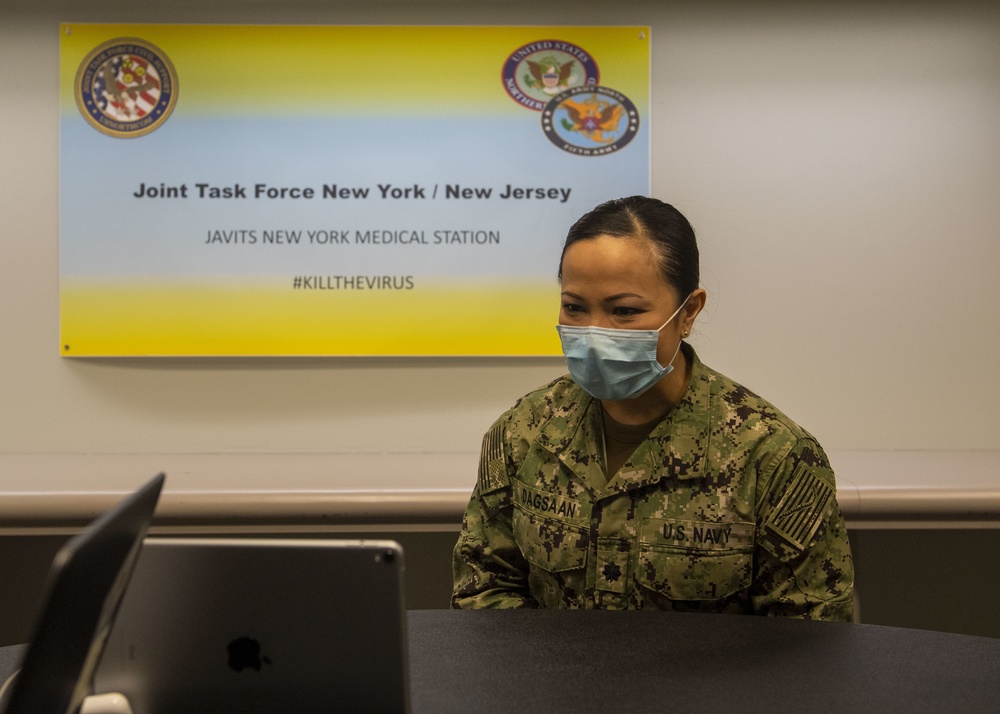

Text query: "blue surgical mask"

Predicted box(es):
[556, 295, 690, 400]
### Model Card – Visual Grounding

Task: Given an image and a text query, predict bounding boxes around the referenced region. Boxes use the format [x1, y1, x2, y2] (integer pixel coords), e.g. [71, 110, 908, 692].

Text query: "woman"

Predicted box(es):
[452, 196, 854, 619]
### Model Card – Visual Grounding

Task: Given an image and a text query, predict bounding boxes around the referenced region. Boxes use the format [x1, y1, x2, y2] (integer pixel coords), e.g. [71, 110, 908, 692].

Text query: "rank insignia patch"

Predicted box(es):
[74, 37, 178, 139]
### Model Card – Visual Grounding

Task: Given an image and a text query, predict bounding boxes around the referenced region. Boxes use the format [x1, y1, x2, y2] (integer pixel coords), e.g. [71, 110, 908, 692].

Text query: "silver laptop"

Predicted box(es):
[0, 473, 165, 714]
[92, 538, 409, 713]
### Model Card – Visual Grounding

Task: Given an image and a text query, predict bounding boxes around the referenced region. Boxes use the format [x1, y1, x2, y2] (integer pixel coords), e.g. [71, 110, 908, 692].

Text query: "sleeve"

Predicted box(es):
[451, 417, 539, 609]
[749, 438, 855, 621]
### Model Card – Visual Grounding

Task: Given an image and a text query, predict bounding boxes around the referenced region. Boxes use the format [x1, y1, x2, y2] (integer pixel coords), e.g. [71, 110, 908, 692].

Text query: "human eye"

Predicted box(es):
[612, 306, 645, 318]
[561, 301, 585, 315]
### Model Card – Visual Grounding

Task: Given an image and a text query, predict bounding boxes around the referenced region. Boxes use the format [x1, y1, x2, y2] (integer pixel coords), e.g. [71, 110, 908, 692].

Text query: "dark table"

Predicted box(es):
[407, 610, 1000, 713]
[3, 611, 999, 712]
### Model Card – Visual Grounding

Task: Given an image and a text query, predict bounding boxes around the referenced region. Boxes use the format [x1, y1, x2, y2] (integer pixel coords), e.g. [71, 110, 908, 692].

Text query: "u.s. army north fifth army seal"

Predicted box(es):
[541, 85, 640, 156]
[75, 37, 177, 138]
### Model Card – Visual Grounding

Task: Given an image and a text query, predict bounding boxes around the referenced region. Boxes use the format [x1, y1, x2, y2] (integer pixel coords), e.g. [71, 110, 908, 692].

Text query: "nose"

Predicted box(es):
[588, 313, 615, 329]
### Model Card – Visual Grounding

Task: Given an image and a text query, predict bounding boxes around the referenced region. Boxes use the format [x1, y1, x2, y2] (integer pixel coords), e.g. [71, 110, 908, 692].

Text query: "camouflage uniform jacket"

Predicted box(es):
[452, 346, 854, 619]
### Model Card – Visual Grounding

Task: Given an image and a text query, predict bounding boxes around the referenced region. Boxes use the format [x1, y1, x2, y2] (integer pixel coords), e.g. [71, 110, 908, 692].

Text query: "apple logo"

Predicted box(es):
[227, 637, 272, 672]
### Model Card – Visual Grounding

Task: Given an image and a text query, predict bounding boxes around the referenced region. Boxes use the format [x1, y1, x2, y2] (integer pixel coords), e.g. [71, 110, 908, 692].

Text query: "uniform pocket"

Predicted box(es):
[512, 504, 590, 608]
[512, 504, 589, 572]
[637, 518, 754, 603]
[637, 547, 752, 601]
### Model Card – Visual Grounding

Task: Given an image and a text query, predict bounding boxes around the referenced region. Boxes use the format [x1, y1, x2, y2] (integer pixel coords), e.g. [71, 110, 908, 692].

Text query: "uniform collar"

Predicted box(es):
[535, 394, 607, 494]
[537, 343, 712, 496]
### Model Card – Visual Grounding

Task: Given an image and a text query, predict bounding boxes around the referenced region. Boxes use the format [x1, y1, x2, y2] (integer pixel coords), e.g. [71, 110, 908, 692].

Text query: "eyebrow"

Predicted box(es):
[561, 290, 646, 302]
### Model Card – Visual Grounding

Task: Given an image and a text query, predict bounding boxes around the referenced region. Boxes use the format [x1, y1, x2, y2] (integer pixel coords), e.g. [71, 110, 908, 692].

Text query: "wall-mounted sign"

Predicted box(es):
[59, 24, 650, 356]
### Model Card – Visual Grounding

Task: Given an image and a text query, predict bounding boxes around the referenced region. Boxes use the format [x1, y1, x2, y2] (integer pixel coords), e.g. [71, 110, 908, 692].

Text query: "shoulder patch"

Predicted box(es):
[478, 420, 509, 493]
[762, 462, 834, 561]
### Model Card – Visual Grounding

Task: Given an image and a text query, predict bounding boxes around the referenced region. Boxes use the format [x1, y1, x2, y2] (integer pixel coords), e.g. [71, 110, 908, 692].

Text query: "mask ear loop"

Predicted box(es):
[657, 293, 693, 369]
[663, 335, 684, 369]
[656, 293, 692, 332]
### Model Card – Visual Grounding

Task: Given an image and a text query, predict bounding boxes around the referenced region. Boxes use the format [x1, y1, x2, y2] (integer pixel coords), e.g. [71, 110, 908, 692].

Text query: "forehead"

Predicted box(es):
[561, 235, 675, 297]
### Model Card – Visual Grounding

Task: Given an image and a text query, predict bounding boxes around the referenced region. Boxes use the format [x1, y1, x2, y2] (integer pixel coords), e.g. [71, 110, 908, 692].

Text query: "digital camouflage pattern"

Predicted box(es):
[452, 345, 854, 619]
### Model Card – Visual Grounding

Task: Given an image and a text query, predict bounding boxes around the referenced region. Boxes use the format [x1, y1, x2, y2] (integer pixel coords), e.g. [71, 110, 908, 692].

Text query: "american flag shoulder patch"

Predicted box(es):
[764, 462, 834, 553]
[478, 421, 509, 493]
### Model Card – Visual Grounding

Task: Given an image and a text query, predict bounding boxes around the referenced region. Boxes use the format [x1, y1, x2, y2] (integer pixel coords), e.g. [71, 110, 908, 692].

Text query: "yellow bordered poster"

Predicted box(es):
[59, 25, 650, 356]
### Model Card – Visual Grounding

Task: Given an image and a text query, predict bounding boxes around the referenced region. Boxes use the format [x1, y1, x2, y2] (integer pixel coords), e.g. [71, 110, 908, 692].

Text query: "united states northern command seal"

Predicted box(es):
[74, 37, 178, 138]
[502, 39, 599, 111]
[541, 85, 640, 156]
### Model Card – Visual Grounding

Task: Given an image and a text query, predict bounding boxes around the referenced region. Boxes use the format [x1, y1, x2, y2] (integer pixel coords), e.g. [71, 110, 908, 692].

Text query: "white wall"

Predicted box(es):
[2, 0, 998, 496]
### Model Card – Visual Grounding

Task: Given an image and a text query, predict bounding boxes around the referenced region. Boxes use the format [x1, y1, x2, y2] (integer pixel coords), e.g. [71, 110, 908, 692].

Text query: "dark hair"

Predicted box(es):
[559, 196, 700, 299]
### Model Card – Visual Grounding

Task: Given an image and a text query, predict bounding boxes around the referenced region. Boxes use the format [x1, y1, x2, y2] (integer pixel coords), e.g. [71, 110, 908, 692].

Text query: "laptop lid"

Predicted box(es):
[0, 473, 165, 714]
[93, 538, 409, 714]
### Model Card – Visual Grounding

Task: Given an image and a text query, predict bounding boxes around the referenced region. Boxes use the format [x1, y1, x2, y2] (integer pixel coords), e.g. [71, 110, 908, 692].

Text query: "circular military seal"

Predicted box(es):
[74, 37, 178, 138]
[541, 85, 640, 156]
[502, 39, 600, 111]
